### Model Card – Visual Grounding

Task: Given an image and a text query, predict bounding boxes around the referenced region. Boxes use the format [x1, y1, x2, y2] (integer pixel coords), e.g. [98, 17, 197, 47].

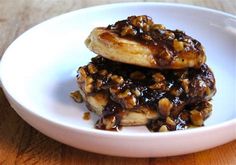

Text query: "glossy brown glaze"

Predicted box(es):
[106, 15, 205, 68]
[77, 56, 216, 131]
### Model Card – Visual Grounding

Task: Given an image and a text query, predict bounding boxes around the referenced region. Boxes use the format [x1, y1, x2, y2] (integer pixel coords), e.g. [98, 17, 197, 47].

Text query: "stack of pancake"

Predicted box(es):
[75, 15, 216, 132]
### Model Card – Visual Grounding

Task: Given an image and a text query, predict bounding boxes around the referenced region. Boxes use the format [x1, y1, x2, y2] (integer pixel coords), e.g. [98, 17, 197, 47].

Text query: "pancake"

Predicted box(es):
[85, 15, 206, 69]
[75, 56, 216, 131]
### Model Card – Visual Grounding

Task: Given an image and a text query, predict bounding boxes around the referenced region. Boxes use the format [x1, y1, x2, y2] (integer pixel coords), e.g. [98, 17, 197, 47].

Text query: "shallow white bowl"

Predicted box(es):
[0, 3, 235, 157]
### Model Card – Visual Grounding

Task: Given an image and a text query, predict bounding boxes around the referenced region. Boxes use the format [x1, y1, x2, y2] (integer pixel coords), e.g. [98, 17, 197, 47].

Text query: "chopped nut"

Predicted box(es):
[70, 90, 83, 103]
[151, 24, 166, 30]
[173, 39, 184, 52]
[121, 25, 136, 36]
[170, 87, 183, 97]
[102, 116, 116, 129]
[181, 79, 190, 93]
[77, 76, 84, 83]
[130, 71, 146, 80]
[149, 82, 166, 90]
[159, 125, 169, 132]
[137, 15, 144, 22]
[159, 49, 172, 62]
[129, 15, 153, 32]
[85, 76, 93, 84]
[205, 87, 211, 96]
[158, 98, 173, 117]
[85, 84, 93, 93]
[107, 73, 112, 79]
[96, 79, 103, 88]
[184, 38, 191, 43]
[142, 24, 150, 32]
[130, 15, 153, 27]
[166, 117, 176, 126]
[88, 64, 97, 74]
[79, 67, 87, 78]
[152, 73, 165, 82]
[146, 17, 154, 26]
[165, 31, 175, 39]
[200, 102, 212, 119]
[201, 106, 212, 119]
[98, 69, 108, 76]
[132, 88, 141, 97]
[111, 75, 124, 84]
[83, 112, 90, 120]
[109, 86, 120, 94]
[118, 89, 131, 98]
[124, 95, 137, 109]
[190, 110, 203, 126]
[179, 112, 190, 122]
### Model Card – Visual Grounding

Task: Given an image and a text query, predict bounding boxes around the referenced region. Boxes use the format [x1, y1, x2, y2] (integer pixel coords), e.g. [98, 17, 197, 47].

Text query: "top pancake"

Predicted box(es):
[85, 15, 206, 69]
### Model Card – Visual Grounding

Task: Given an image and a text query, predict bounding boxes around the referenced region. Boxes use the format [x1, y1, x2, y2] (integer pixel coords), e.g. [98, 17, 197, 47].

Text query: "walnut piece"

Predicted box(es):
[190, 110, 203, 126]
[152, 73, 165, 82]
[70, 90, 83, 103]
[159, 125, 169, 132]
[88, 64, 98, 74]
[173, 39, 184, 52]
[151, 24, 166, 30]
[111, 75, 124, 84]
[158, 97, 173, 117]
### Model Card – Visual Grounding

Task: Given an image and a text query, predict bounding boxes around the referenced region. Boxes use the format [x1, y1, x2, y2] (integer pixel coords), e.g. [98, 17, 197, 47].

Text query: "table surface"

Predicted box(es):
[0, 0, 235, 164]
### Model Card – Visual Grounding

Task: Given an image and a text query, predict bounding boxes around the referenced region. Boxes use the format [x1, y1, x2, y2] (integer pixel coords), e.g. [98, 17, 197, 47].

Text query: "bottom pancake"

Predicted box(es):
[74, 56, 216, 131]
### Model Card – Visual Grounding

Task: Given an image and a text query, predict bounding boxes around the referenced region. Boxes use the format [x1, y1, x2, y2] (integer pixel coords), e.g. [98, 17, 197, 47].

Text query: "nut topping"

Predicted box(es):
[129, 15, 153, 29]
[166, 117, 176, 126]
[151, 24, 166, 30]
[109, 86, 120, 94]
[149, 82, 166, 90]
[121, 25, 136, 36]
[70, 90, 83, 103]
[158, 98, 173, 117]
[190, 110, 203, 126]
[79, 67, 87, 78]
[111, 75, 124, 84]
[85, 76, 93, 84]
[173, 39, 184, 52]
[152, 73, 165, 82]
[124, 95, 137, 109]
[181, 79, 190, 93]
[102, 116, 116, 129]
[105, 15, 206, 69]
[88, 64, 98, 74]
[170, 87, 183, 97]
[132, 88, 141, 97]
[96, 79, 103, 88]
[164, 31, 175, 39]
[159, 125, 169, 132]
[75, 56, 216, 132]
[85, 84, 93, 93]
[117, 89, 131, 98]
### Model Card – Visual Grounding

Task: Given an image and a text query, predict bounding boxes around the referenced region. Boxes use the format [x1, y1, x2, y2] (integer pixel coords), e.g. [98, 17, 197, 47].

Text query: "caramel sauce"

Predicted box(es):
[78, 56, 216, 132]
[106, 15, 204, 68]
[107, 16, 202, 53]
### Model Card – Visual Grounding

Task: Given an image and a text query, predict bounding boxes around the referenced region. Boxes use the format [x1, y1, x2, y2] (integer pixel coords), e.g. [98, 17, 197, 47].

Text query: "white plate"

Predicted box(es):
[0, 3, 236, 157]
